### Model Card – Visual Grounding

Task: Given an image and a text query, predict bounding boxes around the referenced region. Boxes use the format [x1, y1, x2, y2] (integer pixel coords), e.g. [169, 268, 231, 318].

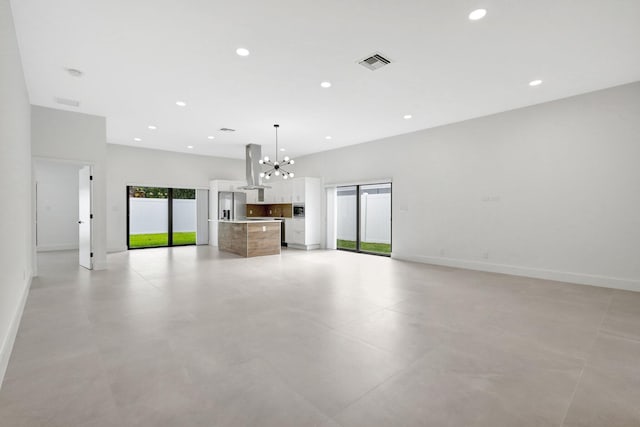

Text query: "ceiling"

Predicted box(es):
[11, 0, 640, 160]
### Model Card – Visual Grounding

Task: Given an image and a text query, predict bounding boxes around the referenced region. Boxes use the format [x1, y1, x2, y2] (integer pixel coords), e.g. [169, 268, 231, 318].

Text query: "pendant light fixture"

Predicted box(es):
[259, 124, 295, 180]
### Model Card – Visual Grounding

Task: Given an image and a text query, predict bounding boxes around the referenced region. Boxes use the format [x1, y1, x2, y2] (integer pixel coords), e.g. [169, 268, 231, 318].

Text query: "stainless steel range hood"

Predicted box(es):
[238, 143, 270, 192]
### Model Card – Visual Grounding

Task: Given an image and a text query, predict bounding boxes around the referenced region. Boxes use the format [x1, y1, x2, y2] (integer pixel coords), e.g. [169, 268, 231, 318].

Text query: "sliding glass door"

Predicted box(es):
[172, 188, 196, 246]
[336, 186, 358, 250]
[128, 186, 169, 248]
[336, 183, 391, 256]
[127, 186, 197, 249]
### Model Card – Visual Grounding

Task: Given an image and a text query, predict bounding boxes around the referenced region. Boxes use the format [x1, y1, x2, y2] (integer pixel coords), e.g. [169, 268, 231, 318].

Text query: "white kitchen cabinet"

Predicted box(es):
[277, 180, 292, 203]
[292, 179, 305, 203]
[262, 184, 275, 203]
[285, 177, 321, 250]
[245, 190, 257, 204]
[284, 218, 294, 244]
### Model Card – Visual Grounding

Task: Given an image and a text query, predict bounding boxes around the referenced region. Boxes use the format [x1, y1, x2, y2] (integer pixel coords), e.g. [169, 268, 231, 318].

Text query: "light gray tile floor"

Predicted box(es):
[0, 247, 638, 426]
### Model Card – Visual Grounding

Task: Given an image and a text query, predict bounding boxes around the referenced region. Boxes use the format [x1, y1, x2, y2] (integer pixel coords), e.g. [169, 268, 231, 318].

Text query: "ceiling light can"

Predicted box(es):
[468, 9, 487, 20]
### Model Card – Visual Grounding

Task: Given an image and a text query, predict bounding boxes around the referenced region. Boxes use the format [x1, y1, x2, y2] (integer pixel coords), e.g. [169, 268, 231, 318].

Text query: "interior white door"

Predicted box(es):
[78, 166, 92, 269]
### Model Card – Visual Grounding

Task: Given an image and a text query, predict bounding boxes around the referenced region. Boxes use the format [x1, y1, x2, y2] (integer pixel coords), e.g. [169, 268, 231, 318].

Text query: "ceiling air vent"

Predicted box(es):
[358, 53, 391, 71]
[54, 97, 80, 107]
[219, 128, 236, 132]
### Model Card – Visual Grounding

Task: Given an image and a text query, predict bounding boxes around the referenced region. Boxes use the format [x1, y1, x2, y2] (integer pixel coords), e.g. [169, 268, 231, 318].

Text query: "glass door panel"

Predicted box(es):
[128, 186, 169, 248]
[172, 188, 197, 245]
[359, 183, 392, 255]
[336, 186, 358, 251]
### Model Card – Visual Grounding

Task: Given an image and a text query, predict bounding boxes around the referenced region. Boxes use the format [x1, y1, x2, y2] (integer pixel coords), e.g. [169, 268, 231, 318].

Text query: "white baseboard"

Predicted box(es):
[391, 253, 640, 292]
[288, 243, 321, 251]
[107, 246, 127, 253]
[0, 274, 32, 390]
[37, 243, 78, 252]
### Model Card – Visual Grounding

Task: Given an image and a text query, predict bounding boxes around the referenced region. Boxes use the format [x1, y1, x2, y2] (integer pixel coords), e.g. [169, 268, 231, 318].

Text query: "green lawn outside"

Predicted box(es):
[337, 239, 391, 254]
[129, 232, 196, 248]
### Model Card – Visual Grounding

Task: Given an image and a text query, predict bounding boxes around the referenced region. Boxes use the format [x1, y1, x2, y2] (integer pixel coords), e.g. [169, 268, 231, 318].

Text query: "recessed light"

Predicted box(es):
[133, 137, 142, 142]
[187, 145, 194, 149]
[320, 81, 332, 88]
[176, 101, 187, 107]
[207, 135, 215, 140]
[325, 136, 332, 140]
[147, 125, 157, 130]
[236, 48, 250, 57]
[468, 9, 487, 21]
[403, 114, 413, 120]
[529, 79, 543, 87]
[280, 148, 286, 152]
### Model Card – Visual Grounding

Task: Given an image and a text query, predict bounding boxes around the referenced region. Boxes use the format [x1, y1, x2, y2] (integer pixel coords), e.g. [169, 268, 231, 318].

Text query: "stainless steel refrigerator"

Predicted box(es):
[218, 192, 246, 220]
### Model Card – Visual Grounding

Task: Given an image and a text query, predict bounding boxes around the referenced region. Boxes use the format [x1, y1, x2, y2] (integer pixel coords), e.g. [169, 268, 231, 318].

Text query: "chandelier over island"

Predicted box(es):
[259, 124, 294, 180]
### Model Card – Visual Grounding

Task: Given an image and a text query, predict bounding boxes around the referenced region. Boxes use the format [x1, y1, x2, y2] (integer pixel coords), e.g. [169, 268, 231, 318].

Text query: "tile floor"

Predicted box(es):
[0, 247, 639, 426]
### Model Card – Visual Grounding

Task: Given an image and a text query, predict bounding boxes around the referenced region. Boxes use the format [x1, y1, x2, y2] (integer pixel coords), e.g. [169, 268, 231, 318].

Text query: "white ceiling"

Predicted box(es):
[11, 0, 640, 160]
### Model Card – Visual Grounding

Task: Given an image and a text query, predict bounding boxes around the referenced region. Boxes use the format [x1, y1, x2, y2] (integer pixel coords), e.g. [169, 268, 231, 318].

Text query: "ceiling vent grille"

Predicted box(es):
[358, 53, 391, 71]
[219, 127, 236, 132]
[54, 97, 80, 107]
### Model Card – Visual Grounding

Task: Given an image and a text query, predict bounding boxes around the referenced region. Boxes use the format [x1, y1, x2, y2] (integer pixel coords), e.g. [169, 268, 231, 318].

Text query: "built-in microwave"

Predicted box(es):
[293, 204, 305, 218]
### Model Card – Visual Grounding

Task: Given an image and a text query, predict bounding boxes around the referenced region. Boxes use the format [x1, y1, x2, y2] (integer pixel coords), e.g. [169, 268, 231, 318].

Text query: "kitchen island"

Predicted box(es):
[218, 219, 281, 257]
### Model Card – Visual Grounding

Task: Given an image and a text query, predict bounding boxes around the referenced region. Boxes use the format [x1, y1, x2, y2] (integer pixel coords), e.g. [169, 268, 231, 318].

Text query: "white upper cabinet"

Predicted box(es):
[278, 180, 292, 203]
[245, 190, 257, 204]
[263, 182, 277, 203]
[292, 178, 305, 203]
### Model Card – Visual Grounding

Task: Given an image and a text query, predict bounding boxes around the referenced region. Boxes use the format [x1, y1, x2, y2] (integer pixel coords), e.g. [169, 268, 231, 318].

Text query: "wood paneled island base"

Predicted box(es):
[218, 220, 281, 257]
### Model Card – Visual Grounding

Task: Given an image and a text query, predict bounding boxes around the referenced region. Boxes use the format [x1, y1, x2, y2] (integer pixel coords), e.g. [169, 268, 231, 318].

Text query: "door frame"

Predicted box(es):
[32, 157, 95, 275]
[335, 182, 392, 257]
[126, 186, 197, 249]
[78, 165, 94, 269]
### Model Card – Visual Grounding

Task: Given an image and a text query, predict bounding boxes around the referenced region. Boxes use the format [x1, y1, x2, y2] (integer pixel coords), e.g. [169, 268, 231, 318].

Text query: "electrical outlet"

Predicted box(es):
[439, 249, 445, 256]
[249, 209, 253, 214]
[262, 226, 266, 232]
[482, 251, 489, 259]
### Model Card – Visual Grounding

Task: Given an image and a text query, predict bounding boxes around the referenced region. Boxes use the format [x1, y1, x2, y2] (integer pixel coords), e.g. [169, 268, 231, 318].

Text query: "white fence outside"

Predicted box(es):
[337, 193, 391, 244]
[129, 198, 196, 234]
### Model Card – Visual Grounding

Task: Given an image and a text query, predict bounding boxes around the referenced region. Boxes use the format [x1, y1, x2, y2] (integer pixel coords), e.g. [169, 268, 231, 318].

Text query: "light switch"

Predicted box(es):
[262, 226, 266, 232]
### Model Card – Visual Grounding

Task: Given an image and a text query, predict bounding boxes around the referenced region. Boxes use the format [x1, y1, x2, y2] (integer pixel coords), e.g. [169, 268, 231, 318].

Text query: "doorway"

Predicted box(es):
[127, 186, 197, 249]
[336, 182, 392, 256]
[33, 158, 94, 270]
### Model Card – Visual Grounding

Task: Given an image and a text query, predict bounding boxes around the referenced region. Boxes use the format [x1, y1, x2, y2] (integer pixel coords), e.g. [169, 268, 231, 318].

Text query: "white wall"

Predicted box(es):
[299, 82, 640, 291]
[34, 160, 81, 251]
[31, 106, 108, 269]
[0, 0, 32, 387]
[106, 144, 244, 252]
